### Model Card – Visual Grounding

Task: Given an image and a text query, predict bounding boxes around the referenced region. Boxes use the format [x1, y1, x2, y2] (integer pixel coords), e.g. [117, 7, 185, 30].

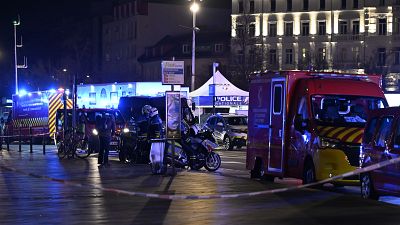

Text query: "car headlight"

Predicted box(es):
[123, 128, 129, 133]
[317, 137, 339, 149]
[92, 129, 98, 135]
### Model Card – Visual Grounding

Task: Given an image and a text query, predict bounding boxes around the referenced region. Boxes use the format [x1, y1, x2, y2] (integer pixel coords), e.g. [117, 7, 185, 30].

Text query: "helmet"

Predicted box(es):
[142, 105, 152, 116]
[149, 107, 159, 117]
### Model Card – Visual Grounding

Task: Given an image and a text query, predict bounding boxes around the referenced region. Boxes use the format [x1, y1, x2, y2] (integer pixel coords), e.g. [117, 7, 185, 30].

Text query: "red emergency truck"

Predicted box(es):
[247, 71, 387, 185]
[5, 89, 72, 142]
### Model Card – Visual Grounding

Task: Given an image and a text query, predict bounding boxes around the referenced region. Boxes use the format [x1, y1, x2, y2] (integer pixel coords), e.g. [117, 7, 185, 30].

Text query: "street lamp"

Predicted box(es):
[189, 0, 202, 91]
[13, 17, 20, 95]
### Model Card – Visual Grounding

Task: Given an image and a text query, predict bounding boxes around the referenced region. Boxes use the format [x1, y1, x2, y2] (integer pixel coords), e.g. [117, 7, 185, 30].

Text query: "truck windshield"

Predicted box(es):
[311, 95, 387, 126]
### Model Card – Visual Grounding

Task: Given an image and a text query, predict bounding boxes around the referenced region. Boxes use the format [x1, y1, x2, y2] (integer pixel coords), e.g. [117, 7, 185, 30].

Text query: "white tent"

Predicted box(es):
[189, 71, 249, 97]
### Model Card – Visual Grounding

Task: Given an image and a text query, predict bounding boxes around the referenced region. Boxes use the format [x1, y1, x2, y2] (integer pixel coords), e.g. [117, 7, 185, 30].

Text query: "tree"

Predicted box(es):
[229, 11, 264, 90]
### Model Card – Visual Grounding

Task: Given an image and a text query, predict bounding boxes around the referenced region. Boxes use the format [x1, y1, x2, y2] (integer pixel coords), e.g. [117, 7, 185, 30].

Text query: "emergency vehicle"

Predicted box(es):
[247, 71, 387, 185]
[5, 89, 73, 141]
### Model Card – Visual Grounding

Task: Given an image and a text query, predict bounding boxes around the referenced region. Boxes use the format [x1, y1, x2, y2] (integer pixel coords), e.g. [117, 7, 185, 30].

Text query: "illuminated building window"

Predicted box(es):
[301, 21, 310, 36]
[378, 48, 386, 66]
[341, 0, 347, 10]
[287, 0, 292, 12]
[394, 48, 400, 65]
[269, 23, 277, 37]
[249, 24, 256, 37]
[339, 21, 348, 34]
[303, 0, 309, 10]
[239, 1, 244, 13]
[271, 0, 276, 12]
[89, 93, 96, 105]
[379, 0, 385, 6]
[378, 18, 387, 35]
[352, 20, 360, 35]
[285, 49, 293, 64]
[318, 21, 326, 35]
[269, 49, 277, 64]
[250, 0, 255, 13]
[284, 22, 293, 36]
[353, 0, 358, 8]
[320, 0, 325, 10]
[302, 48, 309, 59]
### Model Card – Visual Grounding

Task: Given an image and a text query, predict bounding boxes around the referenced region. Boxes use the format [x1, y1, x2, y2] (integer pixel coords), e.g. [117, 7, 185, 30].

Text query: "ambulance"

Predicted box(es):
[247, 71, 387, 185]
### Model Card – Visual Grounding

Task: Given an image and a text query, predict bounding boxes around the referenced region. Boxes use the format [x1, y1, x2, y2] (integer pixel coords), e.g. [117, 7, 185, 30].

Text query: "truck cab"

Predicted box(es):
[247, 71, 387, 185]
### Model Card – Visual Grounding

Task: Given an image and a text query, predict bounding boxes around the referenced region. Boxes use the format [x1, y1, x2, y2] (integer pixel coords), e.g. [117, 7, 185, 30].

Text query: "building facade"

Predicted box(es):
[231, 0, 400, 92]
[101, 0, 230, 85]
[138, 32, 230, 89]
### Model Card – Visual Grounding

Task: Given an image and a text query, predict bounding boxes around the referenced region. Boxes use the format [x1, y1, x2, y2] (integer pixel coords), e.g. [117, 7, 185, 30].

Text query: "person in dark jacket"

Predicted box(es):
[97, 114, 116, 167]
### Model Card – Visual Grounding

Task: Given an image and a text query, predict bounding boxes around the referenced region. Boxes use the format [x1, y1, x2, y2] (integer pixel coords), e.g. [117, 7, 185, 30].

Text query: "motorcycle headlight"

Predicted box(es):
[317, 137, 339, 149]
[92, 129, 98, 136]
[123, 128, 129, 133]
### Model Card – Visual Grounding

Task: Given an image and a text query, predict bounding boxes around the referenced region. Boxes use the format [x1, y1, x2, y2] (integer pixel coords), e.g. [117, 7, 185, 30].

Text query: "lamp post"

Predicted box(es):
[13, 18, 20, 95]
[189, 0, 201, 91]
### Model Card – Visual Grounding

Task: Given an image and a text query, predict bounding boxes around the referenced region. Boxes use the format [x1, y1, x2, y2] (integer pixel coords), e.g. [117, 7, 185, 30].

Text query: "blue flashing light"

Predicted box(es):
[19, 89, 27, 97]
[49, 89, 56, 94]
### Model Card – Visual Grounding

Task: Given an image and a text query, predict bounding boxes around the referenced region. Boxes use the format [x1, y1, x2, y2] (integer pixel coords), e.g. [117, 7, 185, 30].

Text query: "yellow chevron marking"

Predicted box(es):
[326, 127, 346, 138]
[337, 127, 358, 140]
[347, 129, 363, 142]
[318, 126, 333, 136]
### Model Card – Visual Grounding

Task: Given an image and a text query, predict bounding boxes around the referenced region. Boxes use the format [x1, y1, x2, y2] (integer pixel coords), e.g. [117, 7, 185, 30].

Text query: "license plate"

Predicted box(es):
[110, 141, 118, 146]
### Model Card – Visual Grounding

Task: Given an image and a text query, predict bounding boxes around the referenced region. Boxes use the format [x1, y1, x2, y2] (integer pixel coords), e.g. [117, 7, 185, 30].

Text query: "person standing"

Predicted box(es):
[148, 107, 165, 174]
[97, 114, 116, 168]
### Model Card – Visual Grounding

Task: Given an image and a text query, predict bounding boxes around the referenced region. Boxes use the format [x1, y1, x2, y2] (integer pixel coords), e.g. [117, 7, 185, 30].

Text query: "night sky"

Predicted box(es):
[0, 0, 231, 97]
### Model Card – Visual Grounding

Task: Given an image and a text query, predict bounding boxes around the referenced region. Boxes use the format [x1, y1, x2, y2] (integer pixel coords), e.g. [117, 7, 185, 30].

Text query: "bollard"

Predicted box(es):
[30, 127, 33, 153]
[42, 133, 46, 155]
[19, 126, 22, 152]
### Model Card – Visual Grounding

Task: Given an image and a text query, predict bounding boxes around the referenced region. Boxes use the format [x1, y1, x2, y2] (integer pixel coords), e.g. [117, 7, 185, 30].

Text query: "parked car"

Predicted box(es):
[360, 107, 400, 200]
[203, 113, 247, 150]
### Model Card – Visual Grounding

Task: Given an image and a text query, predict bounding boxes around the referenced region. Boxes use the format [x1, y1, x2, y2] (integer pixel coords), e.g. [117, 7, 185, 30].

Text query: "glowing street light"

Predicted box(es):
[13, 17, 20, 94]
[189, 0, 202, 91]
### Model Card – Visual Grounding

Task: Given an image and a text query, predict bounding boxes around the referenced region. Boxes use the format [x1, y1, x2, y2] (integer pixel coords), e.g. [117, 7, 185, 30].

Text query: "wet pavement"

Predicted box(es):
[0, 145, 400, 225]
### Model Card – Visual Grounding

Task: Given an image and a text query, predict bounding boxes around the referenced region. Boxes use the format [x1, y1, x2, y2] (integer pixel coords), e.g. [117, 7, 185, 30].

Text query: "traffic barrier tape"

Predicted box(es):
[0, 156, 400, 200]
[0, 132, 52, 139]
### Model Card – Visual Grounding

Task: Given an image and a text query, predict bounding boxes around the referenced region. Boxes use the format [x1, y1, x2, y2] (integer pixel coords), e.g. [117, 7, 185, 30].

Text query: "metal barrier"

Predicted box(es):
[0, 131, 51, 154]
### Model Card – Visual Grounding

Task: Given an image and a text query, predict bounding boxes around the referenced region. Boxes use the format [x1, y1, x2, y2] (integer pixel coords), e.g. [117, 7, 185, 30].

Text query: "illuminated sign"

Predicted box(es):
[161, 61, 184, 85]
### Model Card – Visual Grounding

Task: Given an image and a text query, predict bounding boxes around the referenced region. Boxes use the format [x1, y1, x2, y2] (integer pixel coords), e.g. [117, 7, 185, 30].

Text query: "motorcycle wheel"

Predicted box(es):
[204, 152, 221, 172]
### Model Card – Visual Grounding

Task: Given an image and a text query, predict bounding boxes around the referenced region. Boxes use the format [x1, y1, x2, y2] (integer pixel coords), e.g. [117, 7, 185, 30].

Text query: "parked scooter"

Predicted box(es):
[163, 122, 221, 172]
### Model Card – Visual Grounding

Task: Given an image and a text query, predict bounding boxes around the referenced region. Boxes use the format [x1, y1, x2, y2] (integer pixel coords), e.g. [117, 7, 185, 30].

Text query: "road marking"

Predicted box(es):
[222, 161, 245, 165]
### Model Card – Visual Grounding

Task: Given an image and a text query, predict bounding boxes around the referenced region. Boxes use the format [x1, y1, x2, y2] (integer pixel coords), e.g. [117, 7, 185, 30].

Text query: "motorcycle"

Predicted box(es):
[164, 126, 221, 172]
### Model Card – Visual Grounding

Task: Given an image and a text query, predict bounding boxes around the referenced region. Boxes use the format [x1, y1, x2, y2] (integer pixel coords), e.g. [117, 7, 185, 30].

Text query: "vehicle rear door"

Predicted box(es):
[371, 116, 394, 190]
[268, 78, 286, 175]
[382, 116, 400, 194]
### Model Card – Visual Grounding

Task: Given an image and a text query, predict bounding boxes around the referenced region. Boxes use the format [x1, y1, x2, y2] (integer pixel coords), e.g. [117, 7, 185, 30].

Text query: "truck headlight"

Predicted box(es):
[317, 137, 339, 149]
[92, 129, 98, 135]
[123, 128, 129, 133]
